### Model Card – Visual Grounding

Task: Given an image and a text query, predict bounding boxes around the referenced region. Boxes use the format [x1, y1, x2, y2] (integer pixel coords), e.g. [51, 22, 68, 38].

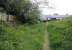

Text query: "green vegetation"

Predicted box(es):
[0, 21, 45, 50]
[0, 0, 72, 50]
[0, 14, 72, 50]
[48, 17, 72, 50]
[1, 16, 72, 50]
[0, 0, 40, 23]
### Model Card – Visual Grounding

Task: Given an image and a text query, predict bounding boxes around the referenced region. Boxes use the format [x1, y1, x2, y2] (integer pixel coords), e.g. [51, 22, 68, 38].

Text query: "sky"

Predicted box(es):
[39, 0, 72, 15]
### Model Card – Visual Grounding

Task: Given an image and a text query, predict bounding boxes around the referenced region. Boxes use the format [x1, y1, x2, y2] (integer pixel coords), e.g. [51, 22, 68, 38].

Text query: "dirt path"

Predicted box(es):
[43, 22, 50, 50]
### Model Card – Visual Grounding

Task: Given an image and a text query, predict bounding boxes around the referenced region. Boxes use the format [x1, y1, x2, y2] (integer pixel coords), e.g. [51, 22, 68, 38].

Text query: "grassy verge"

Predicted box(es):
[48, 19, 72, 50]
[0, 16, 72, 50]
[0, 22, 45, 50]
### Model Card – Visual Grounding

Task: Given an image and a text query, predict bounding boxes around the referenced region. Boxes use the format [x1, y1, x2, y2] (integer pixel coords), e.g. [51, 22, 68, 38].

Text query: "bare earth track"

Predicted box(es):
[43, 22, 50, 50]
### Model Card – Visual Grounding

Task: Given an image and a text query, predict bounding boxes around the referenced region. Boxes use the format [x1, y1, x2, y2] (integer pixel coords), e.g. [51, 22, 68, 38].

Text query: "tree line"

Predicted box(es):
[0, 0, 40, 24]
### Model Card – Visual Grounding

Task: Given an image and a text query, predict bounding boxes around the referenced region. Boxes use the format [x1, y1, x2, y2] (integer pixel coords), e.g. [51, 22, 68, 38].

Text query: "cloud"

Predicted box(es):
[39, 0, 72, 15]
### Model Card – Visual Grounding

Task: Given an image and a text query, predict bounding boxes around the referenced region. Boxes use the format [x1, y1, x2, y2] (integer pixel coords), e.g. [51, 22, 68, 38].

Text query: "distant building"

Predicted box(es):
[39, 15, 70, 21]
[0, 13, 15, 22]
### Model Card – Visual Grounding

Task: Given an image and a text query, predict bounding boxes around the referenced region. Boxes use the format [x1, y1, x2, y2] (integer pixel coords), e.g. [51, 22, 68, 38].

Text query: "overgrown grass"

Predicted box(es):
[0, 22, 45, 50]
[0, 16, 72, 50]
[48, 18, 72, 50]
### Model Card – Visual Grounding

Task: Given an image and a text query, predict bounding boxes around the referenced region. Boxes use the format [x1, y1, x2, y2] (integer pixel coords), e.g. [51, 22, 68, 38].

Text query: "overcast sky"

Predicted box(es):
[39, 0, 72, 15]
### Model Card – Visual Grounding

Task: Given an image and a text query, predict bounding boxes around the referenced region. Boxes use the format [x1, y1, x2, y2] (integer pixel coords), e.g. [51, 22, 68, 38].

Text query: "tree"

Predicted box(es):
[0, 0, 40, 24]
[0, 0, 6, 12]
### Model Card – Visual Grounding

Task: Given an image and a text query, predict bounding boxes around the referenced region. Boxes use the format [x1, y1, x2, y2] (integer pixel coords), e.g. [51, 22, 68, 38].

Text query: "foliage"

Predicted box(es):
[0, 21, 44, 50]
[0, 0, 40, 23]
[1, 15, 72, 50]
[48, 16, 72, 50]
